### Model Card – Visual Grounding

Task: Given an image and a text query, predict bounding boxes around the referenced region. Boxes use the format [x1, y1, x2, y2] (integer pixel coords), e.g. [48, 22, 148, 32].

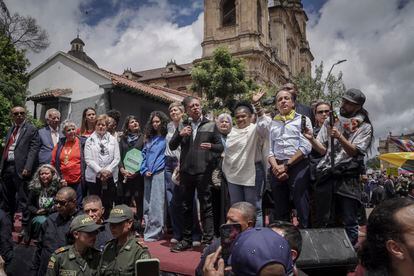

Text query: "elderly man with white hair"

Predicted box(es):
[38, 108, 61, 164]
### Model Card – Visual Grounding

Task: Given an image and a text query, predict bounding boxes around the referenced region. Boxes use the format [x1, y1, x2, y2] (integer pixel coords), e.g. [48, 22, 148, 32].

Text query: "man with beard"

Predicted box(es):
[360, 198, 414, 276]
[304, 88, 373, 246]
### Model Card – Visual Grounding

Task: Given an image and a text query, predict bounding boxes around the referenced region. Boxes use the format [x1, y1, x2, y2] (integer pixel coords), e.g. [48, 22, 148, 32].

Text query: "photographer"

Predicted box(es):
[304, 88, 373, 246]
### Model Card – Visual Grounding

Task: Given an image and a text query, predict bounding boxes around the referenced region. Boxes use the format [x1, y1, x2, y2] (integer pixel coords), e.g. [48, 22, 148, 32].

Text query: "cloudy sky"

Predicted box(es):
[4, 0, 414, 149]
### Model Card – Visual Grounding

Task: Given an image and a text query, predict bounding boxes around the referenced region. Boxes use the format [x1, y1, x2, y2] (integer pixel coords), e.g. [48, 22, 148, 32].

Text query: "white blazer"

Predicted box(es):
[84, 132, 120, 183]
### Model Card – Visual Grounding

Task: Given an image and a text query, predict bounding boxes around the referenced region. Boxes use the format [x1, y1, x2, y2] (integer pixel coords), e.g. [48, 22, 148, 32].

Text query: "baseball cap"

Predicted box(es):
[70, 214, 103, 233]
[230, 227, 293, 276]
[105, 204, 134, 223]
[342, 88, 366, 106]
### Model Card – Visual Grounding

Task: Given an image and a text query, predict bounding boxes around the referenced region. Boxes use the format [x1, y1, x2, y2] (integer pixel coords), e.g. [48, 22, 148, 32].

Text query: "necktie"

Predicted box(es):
[2, 126, 20, 160]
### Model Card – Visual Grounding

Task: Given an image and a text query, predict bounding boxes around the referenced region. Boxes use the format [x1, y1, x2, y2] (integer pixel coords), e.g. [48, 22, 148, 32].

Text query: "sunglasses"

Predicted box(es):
[54, 199, 71, 206]
[13, 112, 25, 116]
[317, 110, 330, 114]
[99, 144, 106, 155]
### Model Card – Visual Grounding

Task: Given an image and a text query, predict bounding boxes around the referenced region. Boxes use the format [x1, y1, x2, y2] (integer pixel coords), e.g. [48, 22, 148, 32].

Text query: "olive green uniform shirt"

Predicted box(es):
[46, 245, 101, 276]
[98, 236, 151, 276]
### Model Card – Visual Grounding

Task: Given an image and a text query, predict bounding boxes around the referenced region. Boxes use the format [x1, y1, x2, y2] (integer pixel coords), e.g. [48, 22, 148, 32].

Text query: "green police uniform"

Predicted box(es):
[98, 204, 151, 276]
[46, 214, 104, 276]
[46, 245, 101, 276]
[99, 236, 151, 275]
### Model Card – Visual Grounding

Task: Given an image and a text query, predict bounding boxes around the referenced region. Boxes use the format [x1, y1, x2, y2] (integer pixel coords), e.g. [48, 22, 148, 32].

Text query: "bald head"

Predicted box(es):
[57, 187, 76, 201]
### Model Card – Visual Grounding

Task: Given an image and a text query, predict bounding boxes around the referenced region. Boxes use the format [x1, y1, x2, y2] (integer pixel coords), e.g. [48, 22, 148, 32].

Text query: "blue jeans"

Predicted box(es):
[165, 157, 201, 241]
[143, 170, 165, 241]
[228, 182, 256, 206]
[255, 162, 265, 227]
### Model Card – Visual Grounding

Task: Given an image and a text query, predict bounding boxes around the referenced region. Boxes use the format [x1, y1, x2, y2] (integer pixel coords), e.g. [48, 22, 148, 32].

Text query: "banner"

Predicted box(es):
[123, 148, 143, 173]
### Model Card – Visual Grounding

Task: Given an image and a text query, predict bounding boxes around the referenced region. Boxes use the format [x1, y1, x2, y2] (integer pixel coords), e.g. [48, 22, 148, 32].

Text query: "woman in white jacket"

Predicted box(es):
[84, 114, 120, 217]
[222, 90, 270, 222]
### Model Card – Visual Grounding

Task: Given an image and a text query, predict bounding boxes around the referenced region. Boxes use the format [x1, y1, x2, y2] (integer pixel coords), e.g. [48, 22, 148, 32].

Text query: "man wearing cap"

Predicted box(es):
[304, 88, 373, 245]
[203, 227, 293, 276]
[46, 214, 102, 276]
[98, 204, 151, 275]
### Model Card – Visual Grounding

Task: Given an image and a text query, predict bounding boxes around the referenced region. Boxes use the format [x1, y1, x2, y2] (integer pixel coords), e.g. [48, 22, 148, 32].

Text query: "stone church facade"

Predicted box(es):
[128, 0, 313, 91]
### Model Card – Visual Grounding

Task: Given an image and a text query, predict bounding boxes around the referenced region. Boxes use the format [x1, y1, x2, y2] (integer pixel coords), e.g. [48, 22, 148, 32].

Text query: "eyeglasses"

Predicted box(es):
[13, 112, 25, 116]
[54, 199, 69, 206]
[317, 110, 330, 114]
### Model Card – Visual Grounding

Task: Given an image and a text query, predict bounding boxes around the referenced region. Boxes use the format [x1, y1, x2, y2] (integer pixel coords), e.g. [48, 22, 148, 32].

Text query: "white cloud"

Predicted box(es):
[4, 0, 203, 73]
[307, 0, 414, 145]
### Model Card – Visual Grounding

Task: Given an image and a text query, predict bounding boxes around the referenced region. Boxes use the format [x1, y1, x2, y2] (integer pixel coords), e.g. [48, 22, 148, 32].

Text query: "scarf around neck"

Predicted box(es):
[274, 110, 296, 122]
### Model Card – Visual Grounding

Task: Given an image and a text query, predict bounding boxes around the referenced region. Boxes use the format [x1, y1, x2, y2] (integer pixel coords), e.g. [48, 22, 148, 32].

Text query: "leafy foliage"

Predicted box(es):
[191, 46, 257, 114]
[294, 62, 346, 107]
[0, 0, 49, 54]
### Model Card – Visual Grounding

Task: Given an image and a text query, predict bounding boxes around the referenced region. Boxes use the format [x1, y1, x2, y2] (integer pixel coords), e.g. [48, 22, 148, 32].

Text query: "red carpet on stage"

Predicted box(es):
[146, 239, 202, 276]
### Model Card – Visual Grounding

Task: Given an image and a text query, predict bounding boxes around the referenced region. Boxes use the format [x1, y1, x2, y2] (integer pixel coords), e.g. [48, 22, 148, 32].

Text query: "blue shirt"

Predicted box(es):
[140, 136, 166, 175]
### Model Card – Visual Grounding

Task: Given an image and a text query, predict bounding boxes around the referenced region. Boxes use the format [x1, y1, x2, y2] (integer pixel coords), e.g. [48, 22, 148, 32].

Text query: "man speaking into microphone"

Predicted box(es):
[304, 88, 373, 246]
[169, 96, 224, 252]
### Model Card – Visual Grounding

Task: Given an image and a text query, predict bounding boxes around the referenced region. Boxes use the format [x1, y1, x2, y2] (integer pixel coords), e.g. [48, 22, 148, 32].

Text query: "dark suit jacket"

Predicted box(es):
[296, 102, 314, 126]
[0, 121, 40, 178]
[38, 126, 61, 164]
[169, 117, 223, 175]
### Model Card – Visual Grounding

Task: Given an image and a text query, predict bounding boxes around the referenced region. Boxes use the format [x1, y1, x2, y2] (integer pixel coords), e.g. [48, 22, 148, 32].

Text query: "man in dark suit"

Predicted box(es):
[169, 96, 224, 252]
[0, 106, 40, 238]
[38, 108, 61, 164]
[282, 83, 314, 125]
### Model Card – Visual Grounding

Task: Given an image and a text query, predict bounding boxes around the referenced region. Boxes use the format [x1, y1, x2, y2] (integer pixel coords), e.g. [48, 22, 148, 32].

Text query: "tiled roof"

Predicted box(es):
[134, 63, 193, 81]
[108, 72, 187, 103]
[27, 88, 72, 101]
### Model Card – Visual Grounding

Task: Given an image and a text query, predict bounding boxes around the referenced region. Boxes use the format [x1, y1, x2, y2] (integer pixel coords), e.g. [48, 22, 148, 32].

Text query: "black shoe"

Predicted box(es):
[170, 240, 191, 253]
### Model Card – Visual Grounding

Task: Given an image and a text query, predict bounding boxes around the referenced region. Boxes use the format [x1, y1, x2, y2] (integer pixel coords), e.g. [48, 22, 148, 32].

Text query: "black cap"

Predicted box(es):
[342, 88, 366, 106]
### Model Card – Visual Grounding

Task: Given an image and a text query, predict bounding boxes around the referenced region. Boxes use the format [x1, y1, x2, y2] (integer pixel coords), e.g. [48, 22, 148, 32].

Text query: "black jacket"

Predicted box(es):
[31, 210, 80, 276]
[169, 117, 223, 175]
[0, 121, 40, 178]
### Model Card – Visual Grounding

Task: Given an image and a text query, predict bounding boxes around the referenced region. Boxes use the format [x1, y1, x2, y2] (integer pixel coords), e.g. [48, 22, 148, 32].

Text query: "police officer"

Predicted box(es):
[99, 204, 151, 275]
[46, 214, 102, 276]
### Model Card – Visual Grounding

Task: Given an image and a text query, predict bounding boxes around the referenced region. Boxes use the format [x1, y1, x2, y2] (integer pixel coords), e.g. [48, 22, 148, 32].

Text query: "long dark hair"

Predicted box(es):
[359, 107, 374, 149]
[80, 107, 96, 134]
[144, 111, 169, 141]
[122, 115, 141, 137]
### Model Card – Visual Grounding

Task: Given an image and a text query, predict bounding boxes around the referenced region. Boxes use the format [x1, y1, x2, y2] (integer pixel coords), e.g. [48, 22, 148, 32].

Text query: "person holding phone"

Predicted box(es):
[99, 204, 151, 275]
[195, 202, 256, 276]
[268, 89, 312, 228]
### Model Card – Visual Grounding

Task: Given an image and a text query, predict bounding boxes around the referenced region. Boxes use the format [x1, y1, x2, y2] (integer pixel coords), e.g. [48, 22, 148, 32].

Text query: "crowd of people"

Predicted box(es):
[4, 82, 410, 275]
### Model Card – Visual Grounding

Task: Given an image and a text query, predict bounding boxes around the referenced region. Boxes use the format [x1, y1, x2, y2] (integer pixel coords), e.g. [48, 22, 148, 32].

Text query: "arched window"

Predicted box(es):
[257, 0, 262, 34]
[222, 0, 236, 27]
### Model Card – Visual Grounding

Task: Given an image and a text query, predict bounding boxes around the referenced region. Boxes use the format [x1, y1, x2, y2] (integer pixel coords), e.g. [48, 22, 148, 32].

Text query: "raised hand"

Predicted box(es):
[252, 87, 266, 103]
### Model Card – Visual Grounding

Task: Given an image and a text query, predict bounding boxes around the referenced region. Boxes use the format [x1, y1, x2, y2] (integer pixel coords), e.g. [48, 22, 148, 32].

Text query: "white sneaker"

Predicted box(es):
[192, 241, 201, 247]
[170, 238, 179, 244]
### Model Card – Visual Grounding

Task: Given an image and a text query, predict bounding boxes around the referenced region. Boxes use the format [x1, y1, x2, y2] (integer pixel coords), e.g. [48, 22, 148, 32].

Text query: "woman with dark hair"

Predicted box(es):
[27, 164, 60, 242]
[118, 115, 145, 233]
[76, 107, 96, 137]
[140, 111, 169, 241]
[222, 91, 271, 226]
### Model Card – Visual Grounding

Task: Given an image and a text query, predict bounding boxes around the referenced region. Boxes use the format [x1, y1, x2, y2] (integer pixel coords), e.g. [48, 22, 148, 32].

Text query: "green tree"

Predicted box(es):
[191, 46, 257, 113]
[293, 61, 346, 107]
[0, 33, 29, 145]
